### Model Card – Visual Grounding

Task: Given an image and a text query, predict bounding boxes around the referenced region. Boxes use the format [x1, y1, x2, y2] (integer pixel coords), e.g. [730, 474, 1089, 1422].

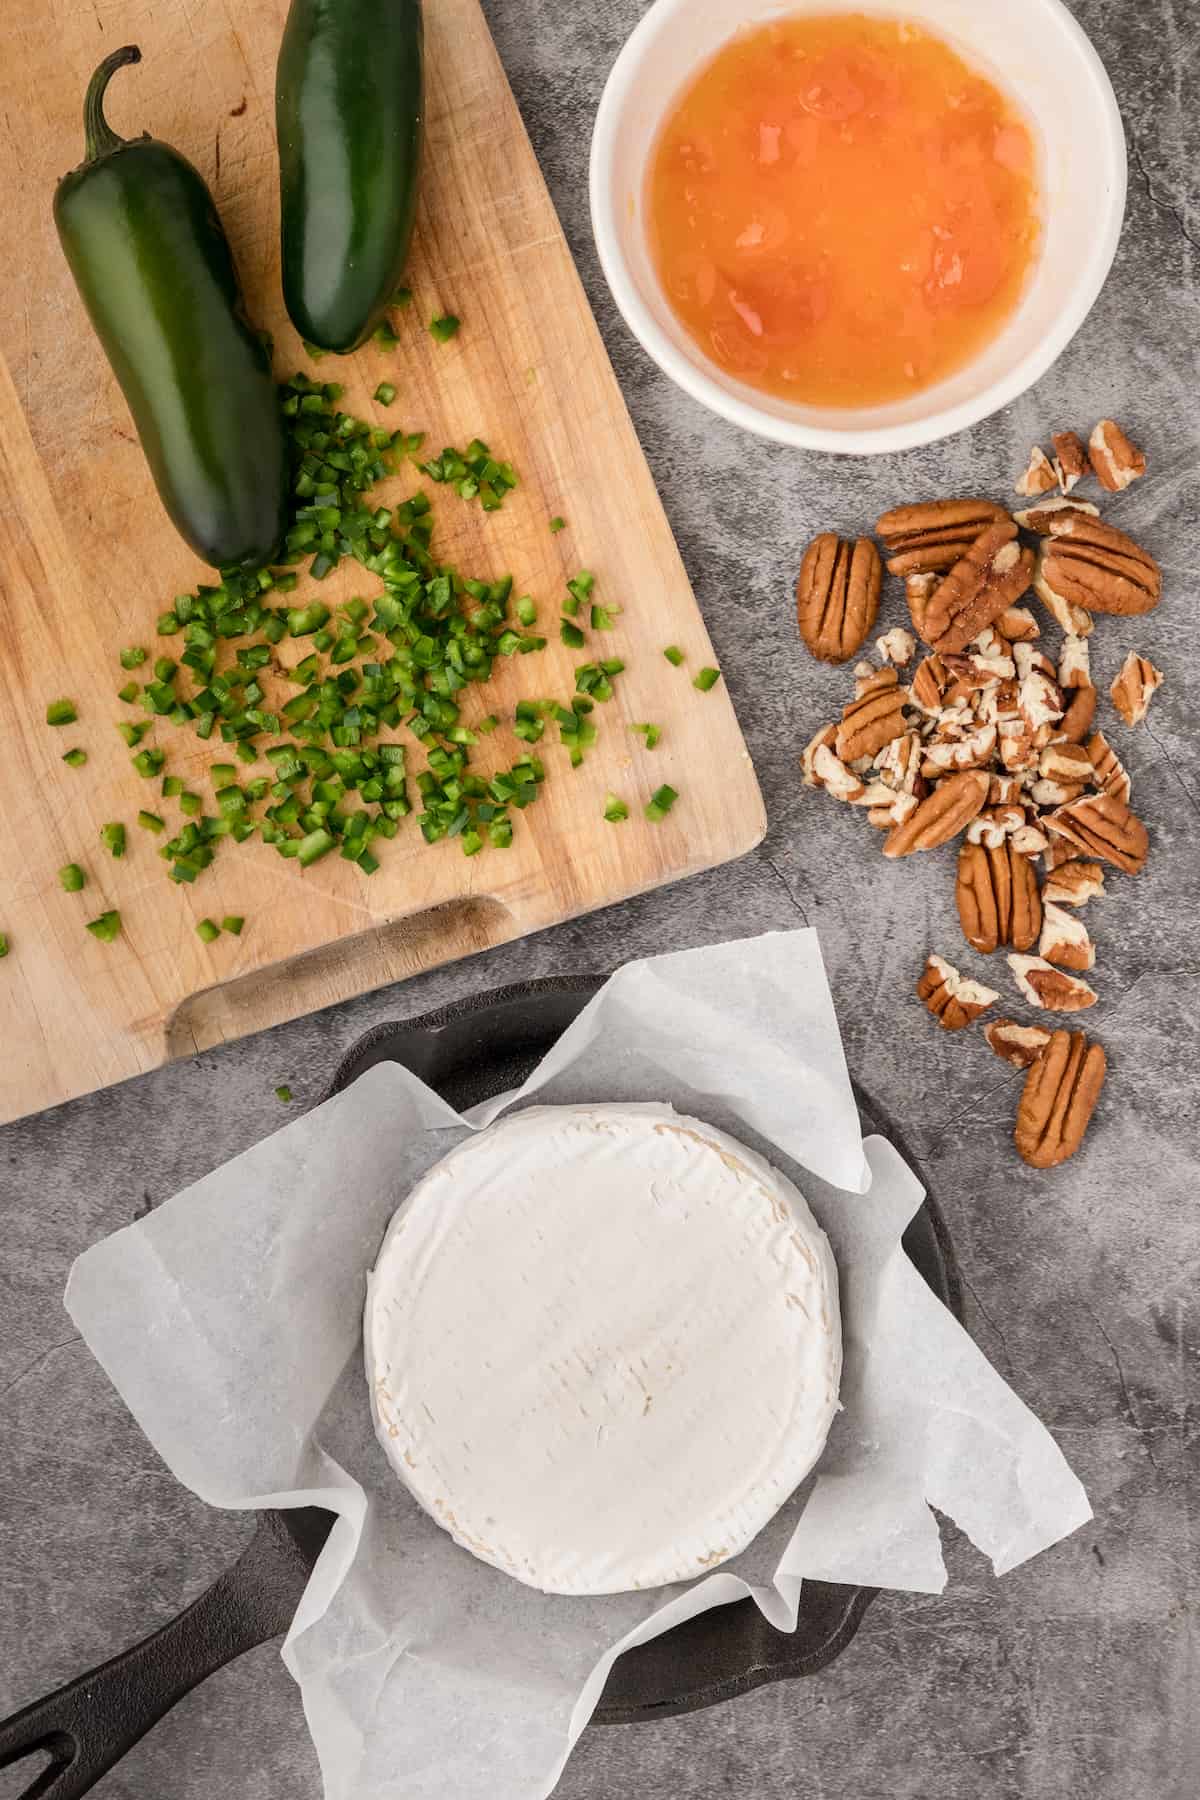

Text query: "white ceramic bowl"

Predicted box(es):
[590, 0, 1126, 455]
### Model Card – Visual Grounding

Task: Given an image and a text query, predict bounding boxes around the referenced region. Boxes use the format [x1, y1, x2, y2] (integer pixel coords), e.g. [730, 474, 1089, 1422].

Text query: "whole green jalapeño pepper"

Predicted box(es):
[277, 0, 424, 354]
[54, 47, 288, 572]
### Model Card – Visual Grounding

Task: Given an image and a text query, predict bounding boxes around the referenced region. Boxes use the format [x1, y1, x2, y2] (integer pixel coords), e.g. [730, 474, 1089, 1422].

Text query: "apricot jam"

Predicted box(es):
[647, 13, 1040, 408]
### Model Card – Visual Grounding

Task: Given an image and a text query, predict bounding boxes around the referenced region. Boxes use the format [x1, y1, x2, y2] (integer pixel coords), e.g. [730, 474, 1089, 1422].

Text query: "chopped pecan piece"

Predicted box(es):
[1008, 954, 1098, 1012]
[876, 498, 1012, 576]
[1015, 644, 1064, 735]
[1086, 731, 1131, 804]
[985, 1018, 1053, 1069]
[1037, 513, 1161, 616]
[1039, 742, 1093, 785]
[966, 803, 1025, 847]
[1011, 823, 1049, 858]
[1110, 651, 1164, 726]
[990, 773, 1024, 806]
[1015, 494, 1099, 533]
[917, 953, 999, 1030]
[909, 653, 953, 715]
[1042, 860, 1106, 907]
[922, 722, 998, 778]
[997, 604, 1039, 641]
[925, 523, 1035, 653]
[1048, 792, 1147, 873]
[801, 722, 838, 788]
[905, 572, 938, 643]
[1015, 1029, 1106, 1168]
[957, 838, 1042, 954]
[876, 626, 916, 667]
[1058, 636, 1090, 690]
[1038, 901, 1096, 972]
[1057, 683, 1097, 745]
[1015, 446, 1058, 497]
[1051, 431, 1091, 494]
[796, 533, 882, 663]
[1043, 834, 1078, 872]
[874, 730, 924, 795]
[810, 743, 866, 803]
[836, 669, 908, 761]
[883, 768, 990, 858]
[1089, 419, 1147, 492]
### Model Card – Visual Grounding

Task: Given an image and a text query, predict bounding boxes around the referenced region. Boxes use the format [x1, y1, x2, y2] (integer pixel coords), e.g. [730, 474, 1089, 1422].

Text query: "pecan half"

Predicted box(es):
[1042, 860, 1106, 907]
[1015, 446, 1057, 497]
[796, 533, 882, 664]
[1015, 1029, 1106, 1168]
[876, 498, 1012, 575]
[1110, 651, 1164, 726]
[1057, 683, 1097, 745]
[1037, 514, 1161, 616]
[985, 1018, 1053, 1069]
[924, 523, 1035, 653]
[883, 768, 990, 858]
[956, 838, 1042, 954]
[1038, 901, 1096, 972]
[1086, 731, 1131, 804]
[1089, 419, 1147, 492]
[1008, 954, 1098, 1012]
[917, 953, 999, 1030]
[836, 669, 908, 760]
[1048, 792, 1147, 873]
[1015, 494, 1098, 533]
[1051, 431, 1091, 494]
[876, 626, 916, 667]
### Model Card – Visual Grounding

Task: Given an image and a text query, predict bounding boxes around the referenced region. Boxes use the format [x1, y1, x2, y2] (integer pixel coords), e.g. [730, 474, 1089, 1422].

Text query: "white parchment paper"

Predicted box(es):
[65, 930, 1090, 1799]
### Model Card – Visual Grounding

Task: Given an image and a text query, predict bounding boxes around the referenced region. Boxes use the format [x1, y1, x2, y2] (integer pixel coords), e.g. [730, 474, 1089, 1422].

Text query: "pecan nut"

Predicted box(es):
[1014, 495, 1098, 534]
[924, 523, 1035, 652]
[797, 533, 882, 664]
[876, 626, 916, 666]
[905, 572, 938, 642]
[1015, 446, 1057, 497]
[985, 1018, 1053, 1069]
[801, 723, 838, 788]
[998, 604, 1039, 642]
[836, 668, 908, 760]
[1038, 900, 1096, 972]
[809, 742, 866, 803]
[1036, 514, 1161, 617]
[1089, 419, 1146, 492]
[1015, 1029, 1107, 1168]
[1110, 651, 1164, 726]
[1058, 635, 1090, 690]
[956, 838, 1041, 954]
[1051, 431, 1091, 494]
[875, 498, 1012, 575]
[1057, 683, 1097, 745]
[1047, 792, 1147, 874]
[1086, 731, 1131, 803]
[1008, 954, 1098, 1011]
[1042, 860, 1106, 907]
[883, 769, 990, 858]
[917, 953, 999, 1030]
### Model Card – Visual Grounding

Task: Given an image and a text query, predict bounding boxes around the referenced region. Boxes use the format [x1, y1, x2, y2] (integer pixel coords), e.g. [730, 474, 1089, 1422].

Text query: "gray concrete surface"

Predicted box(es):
[3, 1, 1198, 1795]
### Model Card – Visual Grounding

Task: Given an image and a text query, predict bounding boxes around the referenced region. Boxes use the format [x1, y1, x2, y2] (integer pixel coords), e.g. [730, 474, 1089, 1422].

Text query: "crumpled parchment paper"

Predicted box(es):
[65, 930, 1090, 1799]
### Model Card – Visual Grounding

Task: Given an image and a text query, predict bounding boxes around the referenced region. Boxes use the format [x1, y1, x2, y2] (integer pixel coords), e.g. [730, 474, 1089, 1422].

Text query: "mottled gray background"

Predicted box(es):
[3, 1, 1198, 1795]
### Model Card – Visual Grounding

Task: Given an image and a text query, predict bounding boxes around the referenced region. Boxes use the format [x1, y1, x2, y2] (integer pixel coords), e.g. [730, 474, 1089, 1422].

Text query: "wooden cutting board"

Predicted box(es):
[0, 0, 764, 1125]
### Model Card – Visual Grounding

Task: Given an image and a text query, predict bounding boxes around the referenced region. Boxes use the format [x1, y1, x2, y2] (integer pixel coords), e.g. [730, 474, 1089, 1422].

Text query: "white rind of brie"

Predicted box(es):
[364, 1104, 842, 1596]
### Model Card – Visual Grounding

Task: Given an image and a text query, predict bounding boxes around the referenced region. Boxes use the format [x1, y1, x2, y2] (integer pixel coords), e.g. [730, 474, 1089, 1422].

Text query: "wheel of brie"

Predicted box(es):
[364, 1104, 841, 1595]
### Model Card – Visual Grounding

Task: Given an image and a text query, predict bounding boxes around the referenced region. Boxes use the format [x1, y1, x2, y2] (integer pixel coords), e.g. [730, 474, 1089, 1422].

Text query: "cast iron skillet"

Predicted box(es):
[0, 975, 961, 1797]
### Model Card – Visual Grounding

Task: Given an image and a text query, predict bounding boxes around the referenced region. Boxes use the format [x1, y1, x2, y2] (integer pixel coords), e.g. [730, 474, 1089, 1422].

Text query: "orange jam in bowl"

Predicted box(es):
[646, 12, 1041, 409]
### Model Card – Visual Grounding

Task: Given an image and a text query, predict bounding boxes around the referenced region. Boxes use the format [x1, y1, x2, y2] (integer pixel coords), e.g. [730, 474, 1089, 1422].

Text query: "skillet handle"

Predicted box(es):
[0, 1512, 312, 1800]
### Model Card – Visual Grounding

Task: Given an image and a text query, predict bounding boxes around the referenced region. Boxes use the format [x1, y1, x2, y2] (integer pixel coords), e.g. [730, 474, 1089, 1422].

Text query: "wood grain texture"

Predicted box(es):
[0, 0, 764, 1124]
